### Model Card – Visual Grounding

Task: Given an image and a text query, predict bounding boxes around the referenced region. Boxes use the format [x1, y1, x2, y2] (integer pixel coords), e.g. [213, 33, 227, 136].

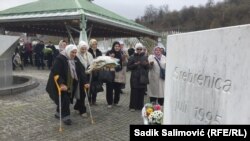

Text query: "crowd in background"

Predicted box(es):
[12, 38, 61, 70]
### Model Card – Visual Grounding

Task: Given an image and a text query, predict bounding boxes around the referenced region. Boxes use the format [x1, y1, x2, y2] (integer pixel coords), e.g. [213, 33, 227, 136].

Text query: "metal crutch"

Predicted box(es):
[84, 86, 95, 124]
[54, 75, 63, 132]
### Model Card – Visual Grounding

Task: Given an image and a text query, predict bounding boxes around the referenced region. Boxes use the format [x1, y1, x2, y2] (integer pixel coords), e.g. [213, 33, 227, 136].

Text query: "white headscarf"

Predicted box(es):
[89, 39, 97, 47]
[119, 40, 124, 45]
[135, 43, 144, 53]
[77, 41, 93, 68]
[78, 41, 89, 50]
[64, 44, 77, 59]
[61, 44, 78, 80]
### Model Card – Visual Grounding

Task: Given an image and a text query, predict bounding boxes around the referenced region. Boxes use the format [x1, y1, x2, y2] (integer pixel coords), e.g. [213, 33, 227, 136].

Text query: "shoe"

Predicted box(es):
[81, 113, 88, 118]
[130, 109, 135, 112]
[54, 114, 59, 119]
[92, 102, 97, 106]
[88, 100, 93, 105]
[120, 90, 125, 94]
[107, 105, 112, 108]
[75, 110, 80, 114]
[63, 119, 72, 125]
[113, 103, 119, 107]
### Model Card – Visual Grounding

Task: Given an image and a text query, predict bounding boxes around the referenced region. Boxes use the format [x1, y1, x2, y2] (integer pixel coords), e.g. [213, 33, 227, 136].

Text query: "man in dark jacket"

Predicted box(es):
[34, 40, 45, 69]
[46, 41, 57, 69]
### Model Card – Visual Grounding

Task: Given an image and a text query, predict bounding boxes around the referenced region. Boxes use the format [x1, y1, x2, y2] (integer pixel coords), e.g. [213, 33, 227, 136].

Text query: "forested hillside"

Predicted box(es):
[135, 0, 250, 32]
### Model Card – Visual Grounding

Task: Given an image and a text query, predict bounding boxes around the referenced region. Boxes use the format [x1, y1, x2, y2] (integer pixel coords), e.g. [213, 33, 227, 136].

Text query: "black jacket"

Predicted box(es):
[88, 48, 103, 83]
[46, 54, 88, 104]
[127, 53, 149, 89]
[88, 48, 102, 59]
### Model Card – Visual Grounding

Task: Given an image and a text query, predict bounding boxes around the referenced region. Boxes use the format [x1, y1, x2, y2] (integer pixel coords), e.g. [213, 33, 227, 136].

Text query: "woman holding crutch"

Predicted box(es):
[46, 44, 89, 127]
[75, 41, 93, 117]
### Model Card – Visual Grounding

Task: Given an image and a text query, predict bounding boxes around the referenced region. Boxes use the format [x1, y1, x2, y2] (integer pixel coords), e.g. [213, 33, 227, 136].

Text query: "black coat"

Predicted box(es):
[46, 54, 88, 104]
[88, 48, 103, 85]
[88, 48, 102, 59]
[127, 53, 149, 89]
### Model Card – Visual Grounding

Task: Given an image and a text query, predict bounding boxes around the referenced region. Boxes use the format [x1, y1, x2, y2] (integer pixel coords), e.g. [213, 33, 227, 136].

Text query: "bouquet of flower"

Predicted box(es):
[141, 103, 163, 125]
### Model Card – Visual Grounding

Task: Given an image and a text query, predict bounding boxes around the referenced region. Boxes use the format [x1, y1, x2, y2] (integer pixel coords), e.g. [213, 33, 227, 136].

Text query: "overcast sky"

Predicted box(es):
[0, 0, 224, 20]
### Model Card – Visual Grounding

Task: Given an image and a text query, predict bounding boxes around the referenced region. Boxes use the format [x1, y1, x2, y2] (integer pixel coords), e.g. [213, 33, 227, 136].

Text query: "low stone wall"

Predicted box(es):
[0, 75, 39, 96]
[0, 59, 12, 88]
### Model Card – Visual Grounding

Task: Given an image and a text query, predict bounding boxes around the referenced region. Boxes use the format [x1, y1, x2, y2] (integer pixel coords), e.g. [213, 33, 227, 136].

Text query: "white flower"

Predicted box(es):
[148, 110, 163, 125]
[141, 103, 164, 125]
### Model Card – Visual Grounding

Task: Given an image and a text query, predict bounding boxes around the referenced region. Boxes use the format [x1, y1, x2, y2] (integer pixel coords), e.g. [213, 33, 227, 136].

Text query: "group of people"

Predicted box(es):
[12, 39, 62, 70]
[45, 38, 166, 125]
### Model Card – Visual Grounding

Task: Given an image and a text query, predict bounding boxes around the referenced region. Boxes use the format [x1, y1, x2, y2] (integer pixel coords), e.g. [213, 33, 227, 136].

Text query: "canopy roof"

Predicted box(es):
[0, 0, 160, 39]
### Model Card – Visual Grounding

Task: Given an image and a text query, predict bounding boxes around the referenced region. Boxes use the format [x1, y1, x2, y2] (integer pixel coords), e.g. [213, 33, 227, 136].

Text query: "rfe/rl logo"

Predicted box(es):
[210, 129, 244, 137]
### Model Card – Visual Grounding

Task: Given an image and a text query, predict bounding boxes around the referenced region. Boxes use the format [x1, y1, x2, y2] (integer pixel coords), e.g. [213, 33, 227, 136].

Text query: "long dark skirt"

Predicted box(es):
[74, 93, 87, 114]
[56, 92, 71, 118]
[129, 88, 145, 110]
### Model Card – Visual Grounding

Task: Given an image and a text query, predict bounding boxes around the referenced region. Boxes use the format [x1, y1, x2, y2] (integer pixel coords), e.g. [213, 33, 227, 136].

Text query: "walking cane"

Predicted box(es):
[84, 86, 95, 124]
[54, 75, 63, 132]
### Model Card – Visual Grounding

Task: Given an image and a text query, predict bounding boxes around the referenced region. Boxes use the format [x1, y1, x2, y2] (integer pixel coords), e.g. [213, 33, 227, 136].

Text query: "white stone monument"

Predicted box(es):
[0, 35, 19, 88]
[164, 24, 250, 124]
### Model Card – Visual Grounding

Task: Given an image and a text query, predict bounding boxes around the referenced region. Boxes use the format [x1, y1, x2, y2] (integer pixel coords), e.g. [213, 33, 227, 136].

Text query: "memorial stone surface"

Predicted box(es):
[0, 35, 19, 88]
[164, 24, 250, 124]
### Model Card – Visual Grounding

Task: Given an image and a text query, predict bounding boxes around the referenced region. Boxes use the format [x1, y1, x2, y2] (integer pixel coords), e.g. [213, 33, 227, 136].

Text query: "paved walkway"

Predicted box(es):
[0, 67, 147, 141]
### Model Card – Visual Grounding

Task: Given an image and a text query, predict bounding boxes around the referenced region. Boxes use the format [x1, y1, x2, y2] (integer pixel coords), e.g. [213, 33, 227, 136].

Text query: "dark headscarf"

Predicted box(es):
[111, 41, 122, 70]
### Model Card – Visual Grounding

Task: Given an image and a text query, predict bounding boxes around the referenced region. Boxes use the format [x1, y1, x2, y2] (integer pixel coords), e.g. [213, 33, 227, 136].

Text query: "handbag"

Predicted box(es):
[159, 68, 165, 80]
[114, 69, 126, 84]
[90, 81, 104, 93]
[155, 57, 165, 80]
[98, 69, 115, 83]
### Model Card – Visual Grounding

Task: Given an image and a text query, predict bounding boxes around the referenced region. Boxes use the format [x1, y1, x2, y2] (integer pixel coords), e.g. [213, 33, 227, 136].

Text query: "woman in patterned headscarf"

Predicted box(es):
[46, 44, 89, 125]
[147, 46, 166, 106]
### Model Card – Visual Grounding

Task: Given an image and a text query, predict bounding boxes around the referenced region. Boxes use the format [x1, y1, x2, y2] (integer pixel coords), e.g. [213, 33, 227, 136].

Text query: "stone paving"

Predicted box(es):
[0, 67, 148, 141]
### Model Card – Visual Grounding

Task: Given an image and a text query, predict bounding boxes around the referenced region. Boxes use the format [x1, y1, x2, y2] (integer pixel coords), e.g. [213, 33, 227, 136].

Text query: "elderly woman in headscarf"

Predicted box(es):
[46, 44, 89, 125]
[88, 39, 103, 105]
[160, 46, 166, 56]
[74, 41, 93, 117]
[88, 39, 102, 58]
[58, 40, 67, 52]
[127, 43, 150, 111]
[147, 46, 166, 106]
[77, 41, 94, 69]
